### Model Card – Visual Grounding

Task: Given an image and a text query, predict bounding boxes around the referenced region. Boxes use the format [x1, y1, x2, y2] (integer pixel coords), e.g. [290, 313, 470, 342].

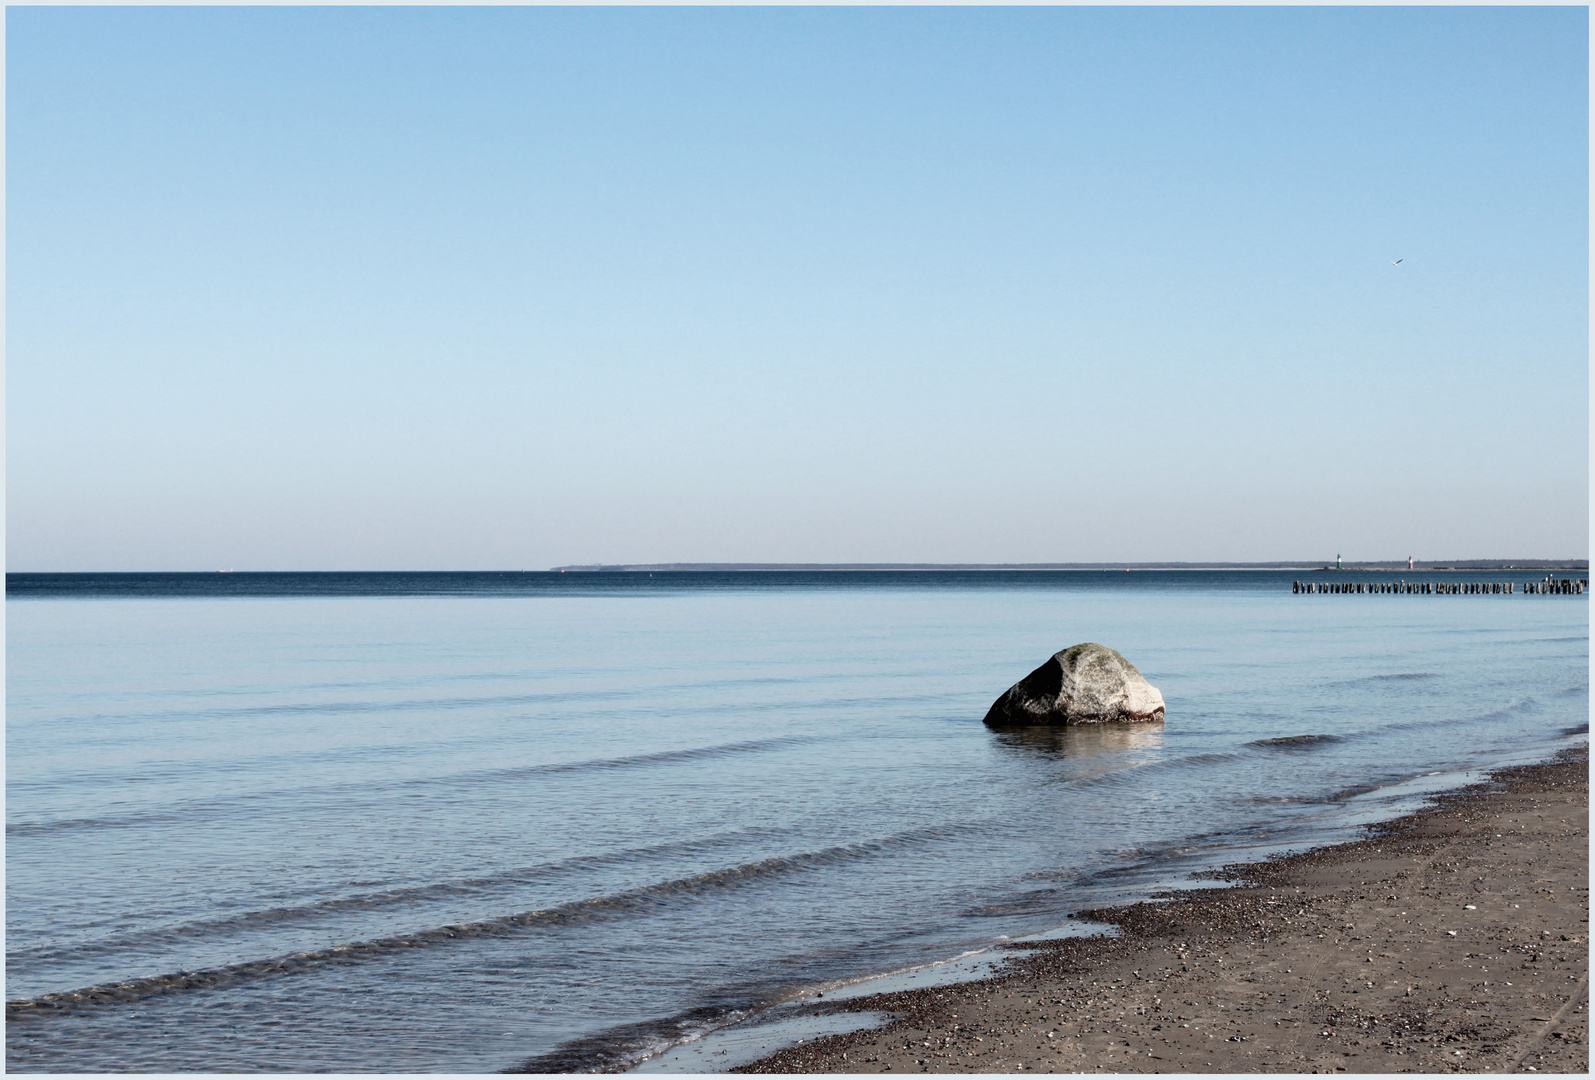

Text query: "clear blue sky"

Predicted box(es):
[7, 6, 1587, 570]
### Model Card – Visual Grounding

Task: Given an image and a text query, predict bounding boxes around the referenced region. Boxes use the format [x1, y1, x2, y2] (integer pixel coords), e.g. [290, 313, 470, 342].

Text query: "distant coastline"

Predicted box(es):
[550, 560, 1590, 572]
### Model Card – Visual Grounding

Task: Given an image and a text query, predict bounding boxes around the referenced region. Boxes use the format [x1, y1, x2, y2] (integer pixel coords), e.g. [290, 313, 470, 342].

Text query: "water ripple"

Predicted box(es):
[6, 735, 826, 839]
[7, 822, 991, 1016]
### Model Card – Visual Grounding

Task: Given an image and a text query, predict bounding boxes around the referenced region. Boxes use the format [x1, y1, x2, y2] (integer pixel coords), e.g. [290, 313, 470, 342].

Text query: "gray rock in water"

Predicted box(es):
[984, 643, 1165, 725]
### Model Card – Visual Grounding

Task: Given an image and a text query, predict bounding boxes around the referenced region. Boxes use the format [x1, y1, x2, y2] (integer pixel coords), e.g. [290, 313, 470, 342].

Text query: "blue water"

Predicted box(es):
[5, 571, 1587, 1071]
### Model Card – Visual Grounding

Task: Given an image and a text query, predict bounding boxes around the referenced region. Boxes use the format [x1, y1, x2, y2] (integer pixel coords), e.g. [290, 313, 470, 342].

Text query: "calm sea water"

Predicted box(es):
[6, 571, 1587, 1071]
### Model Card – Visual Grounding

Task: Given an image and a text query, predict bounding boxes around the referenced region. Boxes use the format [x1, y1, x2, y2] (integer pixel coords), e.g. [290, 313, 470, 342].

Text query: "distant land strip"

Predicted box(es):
[551, 560, 1590, 572]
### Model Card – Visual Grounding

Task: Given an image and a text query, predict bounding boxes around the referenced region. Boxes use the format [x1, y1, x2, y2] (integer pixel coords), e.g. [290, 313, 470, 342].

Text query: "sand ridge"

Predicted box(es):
[736, 747, 1588, 1074]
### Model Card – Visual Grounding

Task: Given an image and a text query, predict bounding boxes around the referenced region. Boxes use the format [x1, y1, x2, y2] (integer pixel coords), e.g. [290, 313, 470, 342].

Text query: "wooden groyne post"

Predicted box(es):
[1291, 577, 1587, 596]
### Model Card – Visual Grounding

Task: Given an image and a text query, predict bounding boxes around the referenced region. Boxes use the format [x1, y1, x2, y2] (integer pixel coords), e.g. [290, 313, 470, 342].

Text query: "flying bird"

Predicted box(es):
[1391, 259, 1403, 266]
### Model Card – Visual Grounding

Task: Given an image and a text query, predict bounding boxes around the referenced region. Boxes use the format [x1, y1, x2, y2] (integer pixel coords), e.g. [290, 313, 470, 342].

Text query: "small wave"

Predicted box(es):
[5, 826, 800, 968]
[1316, 696, 1557, 750]
[6, 805, 202, 840]
[963, 889, 1067, 919]
[1328, 672, 1438, 689]
[440, 734, 823, 787]
[1248, 734, 1344, 750]
[1373, 696, 1542, 738]
[42, 685, 622, 730]
[6, 823, 985, 1016]
[1056, 833, 1265, 890]
[35, 677, 931, 743]
[508, 1003, 739, 1074]
[7, 735, 821, 840]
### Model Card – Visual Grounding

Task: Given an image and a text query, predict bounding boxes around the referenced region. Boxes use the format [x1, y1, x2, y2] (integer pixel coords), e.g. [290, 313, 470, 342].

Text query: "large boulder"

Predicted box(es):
[984, 643, 1165, 725]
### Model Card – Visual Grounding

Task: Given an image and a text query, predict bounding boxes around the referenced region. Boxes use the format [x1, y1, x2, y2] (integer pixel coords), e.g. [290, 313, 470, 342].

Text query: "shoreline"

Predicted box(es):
[735, 746, 1588, 1074]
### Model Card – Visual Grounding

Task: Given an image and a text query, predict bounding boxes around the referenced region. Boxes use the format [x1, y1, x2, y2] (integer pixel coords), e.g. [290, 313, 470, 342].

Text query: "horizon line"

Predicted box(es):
[11, 560, 1591, 575]
[548, 560, 1590, 571]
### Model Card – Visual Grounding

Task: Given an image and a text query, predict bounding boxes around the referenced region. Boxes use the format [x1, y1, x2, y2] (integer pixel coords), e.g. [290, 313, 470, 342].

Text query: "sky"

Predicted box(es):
[7, 6, 1588, 570]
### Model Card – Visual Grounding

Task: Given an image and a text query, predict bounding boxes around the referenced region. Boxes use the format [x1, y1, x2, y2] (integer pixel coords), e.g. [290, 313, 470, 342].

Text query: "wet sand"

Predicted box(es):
[737, 747, 1588, 1074]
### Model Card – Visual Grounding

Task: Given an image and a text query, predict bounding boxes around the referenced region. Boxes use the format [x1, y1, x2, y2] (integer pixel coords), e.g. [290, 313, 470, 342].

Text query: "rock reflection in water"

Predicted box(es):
[988, 722, 1165, 761]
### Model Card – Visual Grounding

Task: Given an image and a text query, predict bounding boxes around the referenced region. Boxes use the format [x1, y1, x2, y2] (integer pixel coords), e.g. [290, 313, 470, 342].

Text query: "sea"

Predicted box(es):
[5, 570, 1588, 1072]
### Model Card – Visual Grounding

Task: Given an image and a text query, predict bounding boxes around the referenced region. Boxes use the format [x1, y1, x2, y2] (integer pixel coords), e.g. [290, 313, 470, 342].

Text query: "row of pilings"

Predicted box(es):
[1293, 578, 1588, 595]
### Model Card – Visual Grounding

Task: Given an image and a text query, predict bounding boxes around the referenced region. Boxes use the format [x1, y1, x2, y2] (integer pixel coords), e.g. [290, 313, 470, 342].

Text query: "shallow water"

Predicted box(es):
[5, 571, 1587, 1071]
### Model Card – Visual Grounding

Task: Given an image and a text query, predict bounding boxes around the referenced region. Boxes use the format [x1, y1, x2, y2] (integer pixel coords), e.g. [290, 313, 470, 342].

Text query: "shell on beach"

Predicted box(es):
[984, 642, 1165, 725]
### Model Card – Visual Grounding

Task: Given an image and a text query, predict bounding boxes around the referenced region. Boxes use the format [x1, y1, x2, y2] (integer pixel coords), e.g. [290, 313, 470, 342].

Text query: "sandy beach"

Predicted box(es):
[738, 747, 1588, 1075]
